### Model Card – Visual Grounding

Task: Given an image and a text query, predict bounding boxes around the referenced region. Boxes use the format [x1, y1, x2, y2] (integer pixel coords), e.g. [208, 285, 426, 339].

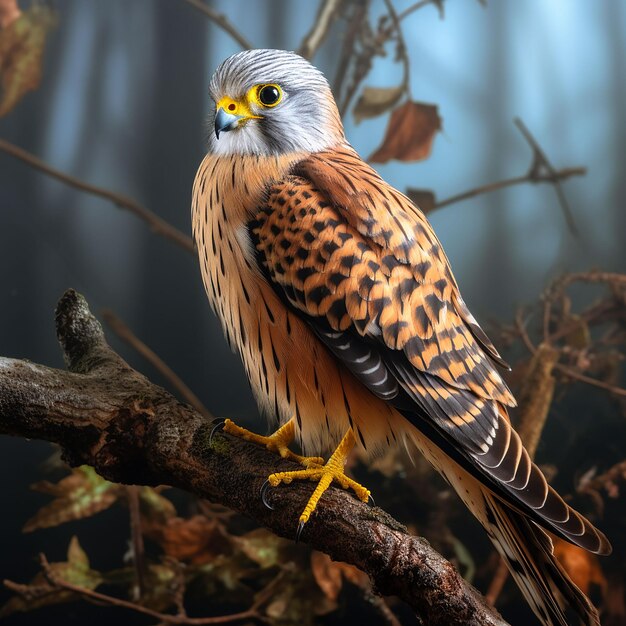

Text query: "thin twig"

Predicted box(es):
[102, 309, 210, 418]
[298, 0, 344, 60]
[514, 117, 579, 236]
[382, 0, 411, 95]
[333, 0, 369, 112]
[126, 486, 147, 600]
[180, 0, 252, 50]
[0, 138, 194, 254]
[38, 553, 267, 625]
[515, 310, 626, 398]
[396, 0, 444, 22]
[434, 168, 586, 210]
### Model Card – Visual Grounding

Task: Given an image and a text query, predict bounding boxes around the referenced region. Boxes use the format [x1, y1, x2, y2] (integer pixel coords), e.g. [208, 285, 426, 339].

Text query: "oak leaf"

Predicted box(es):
[369, 101, 441, 163]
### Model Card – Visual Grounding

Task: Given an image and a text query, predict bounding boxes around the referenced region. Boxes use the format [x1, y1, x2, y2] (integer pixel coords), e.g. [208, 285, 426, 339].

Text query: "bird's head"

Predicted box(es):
[208, 49, 345, 156]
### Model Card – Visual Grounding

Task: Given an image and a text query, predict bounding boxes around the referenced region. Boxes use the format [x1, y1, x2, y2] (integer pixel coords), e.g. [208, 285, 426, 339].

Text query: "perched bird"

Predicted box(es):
[191, 49, 611, 626]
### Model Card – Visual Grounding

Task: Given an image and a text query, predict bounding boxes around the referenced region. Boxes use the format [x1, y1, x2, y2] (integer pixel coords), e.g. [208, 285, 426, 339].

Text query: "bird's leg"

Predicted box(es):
[223, 417, 324, 468]
[266, 428, 370, 529]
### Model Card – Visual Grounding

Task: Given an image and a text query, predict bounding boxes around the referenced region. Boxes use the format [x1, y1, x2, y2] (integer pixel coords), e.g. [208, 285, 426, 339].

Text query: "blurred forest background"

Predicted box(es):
[0, 0, 625, 625]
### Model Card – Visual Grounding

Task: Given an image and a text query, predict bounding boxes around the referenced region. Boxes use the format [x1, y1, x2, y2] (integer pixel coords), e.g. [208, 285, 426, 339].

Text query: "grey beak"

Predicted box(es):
[214, 108, 243, 139]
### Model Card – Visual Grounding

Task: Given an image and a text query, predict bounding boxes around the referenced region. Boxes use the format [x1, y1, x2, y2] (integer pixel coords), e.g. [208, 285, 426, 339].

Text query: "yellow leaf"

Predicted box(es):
[0, 5, 56, 117]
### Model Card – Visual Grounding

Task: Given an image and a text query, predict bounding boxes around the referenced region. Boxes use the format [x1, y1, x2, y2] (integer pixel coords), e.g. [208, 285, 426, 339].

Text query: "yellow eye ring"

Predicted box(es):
[250, 83, 282, 108]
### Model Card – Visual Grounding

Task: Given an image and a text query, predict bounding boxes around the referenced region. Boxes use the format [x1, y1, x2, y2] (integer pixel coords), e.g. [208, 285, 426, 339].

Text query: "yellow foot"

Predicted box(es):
[265, 429, 371, 536]
[222, 417, 324, 468]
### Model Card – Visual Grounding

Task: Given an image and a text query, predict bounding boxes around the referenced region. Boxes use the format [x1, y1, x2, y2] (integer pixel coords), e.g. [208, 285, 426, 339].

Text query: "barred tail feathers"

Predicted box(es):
[404, 427, 601, 626]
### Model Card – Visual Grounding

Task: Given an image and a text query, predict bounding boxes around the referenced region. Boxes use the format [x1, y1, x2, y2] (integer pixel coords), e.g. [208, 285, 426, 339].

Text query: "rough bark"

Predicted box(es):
[0, 289, 508, 626]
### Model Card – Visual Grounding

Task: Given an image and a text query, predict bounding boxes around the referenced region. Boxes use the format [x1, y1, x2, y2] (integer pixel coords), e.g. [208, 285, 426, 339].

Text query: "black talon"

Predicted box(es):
[208, 418, 226, 445]
[368, 493, 376, 507]
[295, 520, 306, 543]
[260, 479, 275, 510]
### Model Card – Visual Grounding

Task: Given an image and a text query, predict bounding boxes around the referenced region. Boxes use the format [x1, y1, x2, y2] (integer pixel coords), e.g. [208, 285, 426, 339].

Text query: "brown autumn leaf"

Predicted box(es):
[553, 538, 607, 596]
[0, 0, 21, 28]
[24, 466, 121, 532]
[368, 101, 442, 164]
[147, 515, 231, 565]
[0, 4, 56, 117]
[0, 536, 102, 617]
[352, 85, 405, 125]
[310, 550, 369, 603]
[407, 188, 437, 214]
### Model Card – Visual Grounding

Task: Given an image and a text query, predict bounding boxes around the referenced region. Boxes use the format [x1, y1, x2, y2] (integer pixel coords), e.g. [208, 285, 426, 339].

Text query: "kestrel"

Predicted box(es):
[191, 49, 610, 626]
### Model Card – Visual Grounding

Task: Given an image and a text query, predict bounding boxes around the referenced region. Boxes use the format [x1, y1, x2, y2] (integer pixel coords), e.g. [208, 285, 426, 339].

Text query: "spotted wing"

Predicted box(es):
[247, 146, 610, 556]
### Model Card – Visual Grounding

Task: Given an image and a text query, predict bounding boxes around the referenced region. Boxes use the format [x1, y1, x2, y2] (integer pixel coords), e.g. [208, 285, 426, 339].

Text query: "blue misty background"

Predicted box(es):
[0, 1, 624, 624]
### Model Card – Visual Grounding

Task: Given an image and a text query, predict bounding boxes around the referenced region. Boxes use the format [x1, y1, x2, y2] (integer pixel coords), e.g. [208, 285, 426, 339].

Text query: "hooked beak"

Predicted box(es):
[214, 107, 244, 139]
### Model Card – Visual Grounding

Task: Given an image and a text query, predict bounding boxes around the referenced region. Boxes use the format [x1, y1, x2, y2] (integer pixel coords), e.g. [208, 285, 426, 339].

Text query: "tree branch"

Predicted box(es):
[180, 0, 252, 50]
[0, 138, 194, 254]
[298, 0, 344, 60]
[0, 289, 508, 626]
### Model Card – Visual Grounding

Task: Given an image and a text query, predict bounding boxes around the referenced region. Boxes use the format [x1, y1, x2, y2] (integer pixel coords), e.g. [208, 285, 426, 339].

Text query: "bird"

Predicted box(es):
[191, 49, 611, 626]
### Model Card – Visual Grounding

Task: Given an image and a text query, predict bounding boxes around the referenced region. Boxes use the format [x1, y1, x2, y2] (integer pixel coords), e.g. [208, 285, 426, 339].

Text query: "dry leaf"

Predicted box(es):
[264, 566, 334, 624]
[0, 4, 56, 116]
[310, 551, 369, 603]
[352, 86, 404, 124]
[24, 466, 121, 532]
[553, 538, 607, 596]
[369, 101, 441, 164]
[235, 527, 291, 569]
[147, 515, 229, 565]
[138, 486, 176, 525]
[407, 188, 437, 214]
[0, 0, 21, 28]
[0, 536, 102, 617]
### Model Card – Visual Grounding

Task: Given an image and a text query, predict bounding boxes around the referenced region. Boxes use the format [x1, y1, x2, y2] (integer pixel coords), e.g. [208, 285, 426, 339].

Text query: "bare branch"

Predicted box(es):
[514, 117, 579, 236]
[36, 553, 269, 625]
[0, 289, 508, 626]
[432, 167, 586, 210]
[298, 0, 344, 60]
[180, 0, 252, 50]
[0, 138, 194, 254]
[102, 310, 210, 418]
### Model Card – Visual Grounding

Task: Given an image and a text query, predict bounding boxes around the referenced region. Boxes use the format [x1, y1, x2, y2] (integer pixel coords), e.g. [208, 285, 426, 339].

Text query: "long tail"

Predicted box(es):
[482, 490, 600, 626]
[405, 427, 602, 626]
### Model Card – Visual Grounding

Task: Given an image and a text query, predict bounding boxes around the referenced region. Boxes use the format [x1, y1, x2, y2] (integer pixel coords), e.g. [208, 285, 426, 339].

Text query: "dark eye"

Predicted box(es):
[258, 84, 281, 107]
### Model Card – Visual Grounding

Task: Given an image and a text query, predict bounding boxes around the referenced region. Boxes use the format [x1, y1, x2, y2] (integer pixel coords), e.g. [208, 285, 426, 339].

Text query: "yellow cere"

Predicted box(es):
[215, 95, 262, 120]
